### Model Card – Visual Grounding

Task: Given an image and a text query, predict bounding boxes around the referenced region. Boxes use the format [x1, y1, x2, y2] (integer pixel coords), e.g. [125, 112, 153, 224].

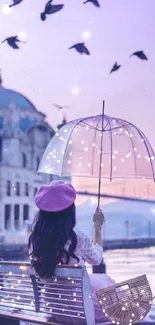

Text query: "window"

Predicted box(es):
[22, 153, 27, 168]
[6, 180, 11, 196]
[36, 156, 40, 170]
[14, 205, 20, 230]
[23, 205, 29, 221]
[25, 183, 29, 196]
[16, 182, 20, 196]
[0, 137, 2, 162]
[34, 187, 38, 196]
[5, 205, 11, 230]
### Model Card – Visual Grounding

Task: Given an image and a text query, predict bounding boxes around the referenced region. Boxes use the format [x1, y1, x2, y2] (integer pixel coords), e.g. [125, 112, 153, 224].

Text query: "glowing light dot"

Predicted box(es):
[120, 128, 123, 132]
[98, 150, 101, 154]
[69, 152, 72, 156]
[64, 129, 67, 133]
[9, 272, 12, 275]
[84, 147, 88, 151]
[68, 160, 71, 164]
[88, 163, 91, 167]
[141, 138, 144, 142]
[69, 140, 72, 144]
[2, 4, 12, 14]
[132, 313, 135, 317]
[57, 160, 60, 164]
[78, 162, 82, 166]
[151, 156, 155, 160]
[137, 154, 141, 158]
[81, 140, 84, 144]
[121, 158, 124, 162]
[113, 166, 116, 171]
[18, 31, 26, 40]
[136, 303, 139, 307]
[114, 150, 118, 154]
[71, 86, 80, 96]
[92, 143, 95, 146]
[81, 30, 92, 40]
[134, 148, 137, 151]
[122, 306, 126, 311]
[112, 155, 115, 159]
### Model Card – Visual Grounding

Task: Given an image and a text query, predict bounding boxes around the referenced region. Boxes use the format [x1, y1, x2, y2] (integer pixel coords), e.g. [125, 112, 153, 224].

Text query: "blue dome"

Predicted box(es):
[0, 87, 37, 111]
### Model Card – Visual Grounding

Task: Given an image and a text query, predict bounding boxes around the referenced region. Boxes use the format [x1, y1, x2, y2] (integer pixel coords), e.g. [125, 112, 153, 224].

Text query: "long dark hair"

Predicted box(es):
[28, 203, 79, 277]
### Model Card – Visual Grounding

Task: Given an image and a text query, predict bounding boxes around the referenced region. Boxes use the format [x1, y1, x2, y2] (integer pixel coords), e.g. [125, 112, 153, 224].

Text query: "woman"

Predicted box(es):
[28, 180, 152, 324]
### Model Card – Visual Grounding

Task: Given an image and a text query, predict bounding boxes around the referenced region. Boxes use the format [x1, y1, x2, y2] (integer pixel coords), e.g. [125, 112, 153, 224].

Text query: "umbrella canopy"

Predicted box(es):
[38, 114, 155, 181]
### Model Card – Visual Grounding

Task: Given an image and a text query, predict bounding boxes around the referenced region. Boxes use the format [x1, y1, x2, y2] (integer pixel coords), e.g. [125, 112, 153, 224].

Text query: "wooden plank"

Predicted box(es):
[0, 311, 86, 325]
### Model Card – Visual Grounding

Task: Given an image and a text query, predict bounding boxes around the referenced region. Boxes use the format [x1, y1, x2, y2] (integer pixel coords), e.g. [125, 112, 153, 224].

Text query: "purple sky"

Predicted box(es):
[0, 0, 155, 148]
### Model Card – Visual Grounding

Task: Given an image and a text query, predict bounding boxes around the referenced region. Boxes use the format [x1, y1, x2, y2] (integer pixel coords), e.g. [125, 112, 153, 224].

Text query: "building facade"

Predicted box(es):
[0, 79, 57, 244]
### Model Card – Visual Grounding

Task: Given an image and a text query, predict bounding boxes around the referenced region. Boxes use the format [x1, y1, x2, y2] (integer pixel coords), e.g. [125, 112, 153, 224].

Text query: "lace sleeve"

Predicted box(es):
[77, 230, 103, 266]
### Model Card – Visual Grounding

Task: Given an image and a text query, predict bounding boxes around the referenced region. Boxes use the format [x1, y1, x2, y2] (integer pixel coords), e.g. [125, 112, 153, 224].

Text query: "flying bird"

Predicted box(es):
[69, 43, 90, 55]
[1, 36, 25, 49]
[83, 0, 100, 7]
[41, 1, 64, 21]
[110, 62, 121, 74]
[130, 51, 148, 61]
[9, 0, 23, 7]
[53, 104, 68, 110]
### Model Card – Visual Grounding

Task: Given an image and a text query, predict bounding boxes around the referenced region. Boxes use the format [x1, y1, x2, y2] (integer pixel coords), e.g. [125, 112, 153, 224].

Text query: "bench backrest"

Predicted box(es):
[0, 261, 95, 325]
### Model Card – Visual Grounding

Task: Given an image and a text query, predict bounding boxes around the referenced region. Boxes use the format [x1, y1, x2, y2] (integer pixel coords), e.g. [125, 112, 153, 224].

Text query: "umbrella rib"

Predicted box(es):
[116, 116, 155, 180]
[132, 125, 155, 181]
[106, 116, 113, 181]
[118, 120, 138, 179]
[91, 116, 103, 177]
[105, 123, 130, 132]
[79, 121, 101, 132]
[60, 118, 86, 177]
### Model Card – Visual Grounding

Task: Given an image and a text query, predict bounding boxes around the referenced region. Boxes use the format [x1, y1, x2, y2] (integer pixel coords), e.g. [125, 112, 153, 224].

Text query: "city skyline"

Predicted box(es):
[0, 0, 155, 149]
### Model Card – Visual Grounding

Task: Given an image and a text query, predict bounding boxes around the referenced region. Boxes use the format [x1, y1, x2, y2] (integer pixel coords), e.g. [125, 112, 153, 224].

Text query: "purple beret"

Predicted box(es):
[35, 181, 76, 212]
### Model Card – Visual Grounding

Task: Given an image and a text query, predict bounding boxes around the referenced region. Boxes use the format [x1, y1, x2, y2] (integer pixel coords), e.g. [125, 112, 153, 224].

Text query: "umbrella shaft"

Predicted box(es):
[98, 101, 105, 208]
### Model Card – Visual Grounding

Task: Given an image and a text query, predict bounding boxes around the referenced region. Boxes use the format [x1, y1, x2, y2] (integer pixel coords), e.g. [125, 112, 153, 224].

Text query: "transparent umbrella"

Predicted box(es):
[38, 102, 155, 207]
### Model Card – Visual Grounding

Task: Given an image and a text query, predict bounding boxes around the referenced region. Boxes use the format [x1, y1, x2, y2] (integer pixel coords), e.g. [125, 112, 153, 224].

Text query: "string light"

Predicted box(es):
[81, 30, 92, 40]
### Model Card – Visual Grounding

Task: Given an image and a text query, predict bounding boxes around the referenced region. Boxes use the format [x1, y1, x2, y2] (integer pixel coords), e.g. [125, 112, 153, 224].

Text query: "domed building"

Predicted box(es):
[0, 76, 56, 244]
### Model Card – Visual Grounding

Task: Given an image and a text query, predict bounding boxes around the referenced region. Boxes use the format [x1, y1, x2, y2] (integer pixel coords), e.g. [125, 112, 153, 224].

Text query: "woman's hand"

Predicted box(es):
[93, 208, 105, 228]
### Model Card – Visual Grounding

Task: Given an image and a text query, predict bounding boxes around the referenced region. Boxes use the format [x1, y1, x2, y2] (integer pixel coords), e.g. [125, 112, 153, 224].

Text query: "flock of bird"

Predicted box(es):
[2, 0, 148, 74]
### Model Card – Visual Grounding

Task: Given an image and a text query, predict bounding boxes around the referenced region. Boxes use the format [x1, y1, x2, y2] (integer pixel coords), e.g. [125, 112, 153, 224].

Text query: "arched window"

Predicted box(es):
[14, 205, 20, 230]
[0, 137, 2, 162]
[25, 183, 29, 196]
[5, 205, 11, 230]
[36, 156, 40, 170]
[16, 182, 20, 196]
[6, 180, 11, 196]
[23, 205, 29, 221]
[34, 187, 38, 196]
[22, 153, 27, 168]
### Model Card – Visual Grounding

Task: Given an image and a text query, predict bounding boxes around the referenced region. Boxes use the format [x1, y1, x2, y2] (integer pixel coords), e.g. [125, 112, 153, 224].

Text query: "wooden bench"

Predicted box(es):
[0, 262, 154, 325]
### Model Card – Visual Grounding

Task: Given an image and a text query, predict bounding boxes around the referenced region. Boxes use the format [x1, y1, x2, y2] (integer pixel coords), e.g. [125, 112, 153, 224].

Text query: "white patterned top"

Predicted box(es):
[65, 228, 103, 266]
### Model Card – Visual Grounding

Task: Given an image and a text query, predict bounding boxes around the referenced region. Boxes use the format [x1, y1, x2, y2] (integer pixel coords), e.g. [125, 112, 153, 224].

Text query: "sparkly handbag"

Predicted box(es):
[96, 274, 153, 324]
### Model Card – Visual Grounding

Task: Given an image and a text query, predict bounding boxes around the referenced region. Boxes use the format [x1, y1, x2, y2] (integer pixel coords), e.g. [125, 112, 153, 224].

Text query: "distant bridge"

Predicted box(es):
[0, 238, 155, 260]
